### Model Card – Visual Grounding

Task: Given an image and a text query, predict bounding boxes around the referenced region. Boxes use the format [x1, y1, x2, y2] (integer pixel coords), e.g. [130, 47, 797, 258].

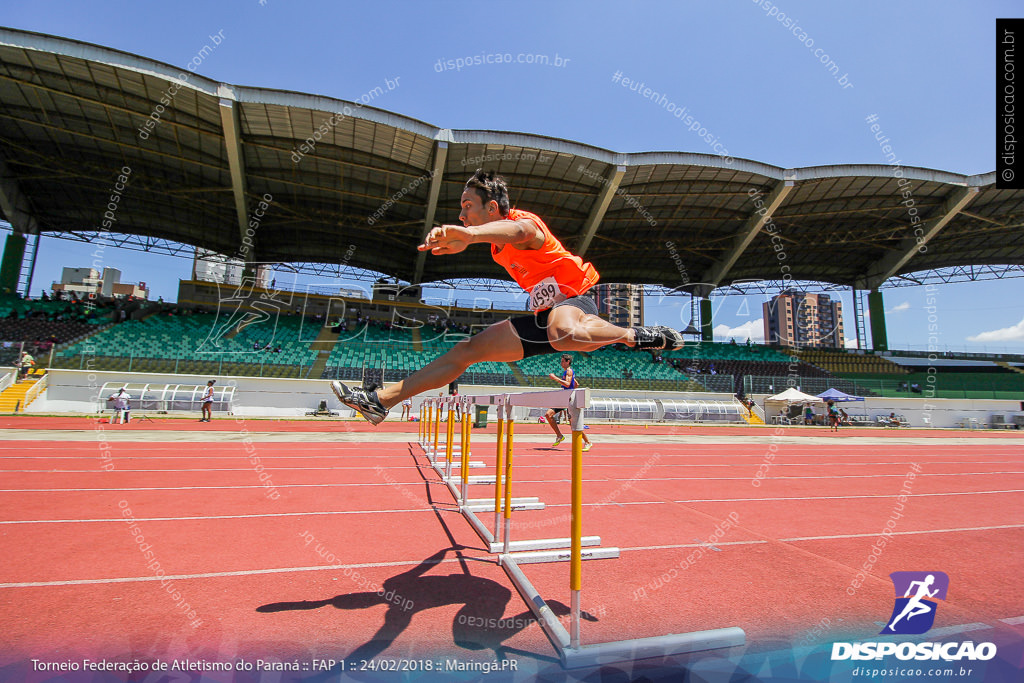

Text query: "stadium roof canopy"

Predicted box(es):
[1, 27, 1022, 295]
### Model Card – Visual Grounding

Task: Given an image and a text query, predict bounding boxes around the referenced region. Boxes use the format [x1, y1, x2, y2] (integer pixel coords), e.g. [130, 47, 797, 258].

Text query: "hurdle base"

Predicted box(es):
[559, 627, 746, 669]
[465, 497, 540, 506]
[503, 546, 620, 565]
[465, 502, 545, 513]
[488, 536, 602, 554]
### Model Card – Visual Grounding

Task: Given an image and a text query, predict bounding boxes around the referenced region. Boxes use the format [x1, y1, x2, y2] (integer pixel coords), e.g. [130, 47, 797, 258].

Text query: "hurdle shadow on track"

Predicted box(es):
[257, 545, 595, 668]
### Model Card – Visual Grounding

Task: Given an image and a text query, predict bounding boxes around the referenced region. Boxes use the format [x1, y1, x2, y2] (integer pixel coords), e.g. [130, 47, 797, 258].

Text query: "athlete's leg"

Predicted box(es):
[545, 409, 563, 438]
[546, 408, 565, 446]
[375, 320, 524, 409]
[546, 306, 634, 352]
[546, 305, 683, 352]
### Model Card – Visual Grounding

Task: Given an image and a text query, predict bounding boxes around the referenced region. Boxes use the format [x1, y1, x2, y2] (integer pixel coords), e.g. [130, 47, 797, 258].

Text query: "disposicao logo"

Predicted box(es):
[881, 571, 948, 635]
[831, 571, 997, 662]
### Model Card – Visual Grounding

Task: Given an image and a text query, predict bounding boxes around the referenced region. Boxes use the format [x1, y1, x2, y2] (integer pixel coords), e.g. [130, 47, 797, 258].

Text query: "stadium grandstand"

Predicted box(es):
[0, 27, 1022, 425]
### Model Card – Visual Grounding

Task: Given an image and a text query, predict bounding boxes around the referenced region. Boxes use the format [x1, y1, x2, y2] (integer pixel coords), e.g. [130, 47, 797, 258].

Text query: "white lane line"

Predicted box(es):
[3, 470, 1021, 493]
[0, 557, 472, 589]
[3, 459, 1020, 472]
[0, 508, 437, 524]
[6, 526, 1020, 589]
[3, 489, 1022, 525]
[618, 524, 1024, 551]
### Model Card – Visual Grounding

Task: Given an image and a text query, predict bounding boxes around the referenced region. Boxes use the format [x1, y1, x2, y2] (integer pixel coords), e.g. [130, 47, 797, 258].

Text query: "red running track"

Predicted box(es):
[1, 428, 1022, 680]
[3, 414, 1023, 438]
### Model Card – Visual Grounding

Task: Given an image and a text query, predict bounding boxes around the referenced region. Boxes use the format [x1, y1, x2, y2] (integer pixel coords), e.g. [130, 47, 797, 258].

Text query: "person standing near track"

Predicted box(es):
[334, 170, 687, 425]
[827, 400, 840, 432]
[400, 397, 412, 421]
[544, 353, 592, 450]
[200, 380, 215, 422]
[107, 386, 131, 424]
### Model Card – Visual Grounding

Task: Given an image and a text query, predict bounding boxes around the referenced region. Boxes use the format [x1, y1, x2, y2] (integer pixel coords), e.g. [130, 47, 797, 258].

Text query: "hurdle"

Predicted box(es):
[416, 387, 745, 668]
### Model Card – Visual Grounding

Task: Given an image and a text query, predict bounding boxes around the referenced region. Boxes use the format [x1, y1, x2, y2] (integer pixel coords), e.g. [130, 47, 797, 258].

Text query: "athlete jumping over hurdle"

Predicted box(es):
[333, 170, 686, 425]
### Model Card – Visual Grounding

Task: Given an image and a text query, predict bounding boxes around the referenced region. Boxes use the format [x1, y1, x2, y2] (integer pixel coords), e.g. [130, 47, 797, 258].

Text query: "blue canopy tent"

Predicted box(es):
[817, 388, 864, 402]
[817, 388, 867, 423]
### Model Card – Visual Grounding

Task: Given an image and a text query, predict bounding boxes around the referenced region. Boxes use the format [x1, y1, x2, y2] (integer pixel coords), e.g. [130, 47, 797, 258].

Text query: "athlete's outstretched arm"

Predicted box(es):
[418, 219, 543, 254]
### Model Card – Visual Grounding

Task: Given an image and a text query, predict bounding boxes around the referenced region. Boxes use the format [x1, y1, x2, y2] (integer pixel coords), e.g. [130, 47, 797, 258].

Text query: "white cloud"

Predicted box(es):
[885, 301, 910, 314]
[966, 317, 1024, 343]
[714, 318, 764, 342]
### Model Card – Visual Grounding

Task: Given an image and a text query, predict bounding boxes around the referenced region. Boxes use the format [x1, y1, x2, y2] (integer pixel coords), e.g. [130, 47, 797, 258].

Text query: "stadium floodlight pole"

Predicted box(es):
[493, 395, 506, 543]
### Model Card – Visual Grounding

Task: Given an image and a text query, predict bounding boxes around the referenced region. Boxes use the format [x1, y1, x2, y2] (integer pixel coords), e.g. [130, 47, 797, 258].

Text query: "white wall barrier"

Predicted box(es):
[24, 369, 1024, 427]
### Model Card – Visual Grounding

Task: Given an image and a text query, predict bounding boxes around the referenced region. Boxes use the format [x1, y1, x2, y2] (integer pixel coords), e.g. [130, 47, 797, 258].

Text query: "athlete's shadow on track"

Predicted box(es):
[257, 545, 595, 666]
[257, 451, 598, 675]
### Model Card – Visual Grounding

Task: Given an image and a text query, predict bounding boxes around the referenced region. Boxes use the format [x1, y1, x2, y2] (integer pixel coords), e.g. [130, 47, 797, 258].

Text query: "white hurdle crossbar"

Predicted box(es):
[415, 387, 744, 668]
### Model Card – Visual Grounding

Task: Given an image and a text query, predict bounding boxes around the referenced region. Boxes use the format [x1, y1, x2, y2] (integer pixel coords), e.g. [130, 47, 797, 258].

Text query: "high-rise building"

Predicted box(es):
[763, 290, 844, 348]
[192, 249, 270, 289]
[590, 283, 643, 327]
[52, 267, 148, 299]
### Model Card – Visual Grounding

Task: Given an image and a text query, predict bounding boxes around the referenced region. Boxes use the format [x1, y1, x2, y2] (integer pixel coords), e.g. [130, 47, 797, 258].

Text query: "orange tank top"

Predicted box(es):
[490, 209, 600, 307]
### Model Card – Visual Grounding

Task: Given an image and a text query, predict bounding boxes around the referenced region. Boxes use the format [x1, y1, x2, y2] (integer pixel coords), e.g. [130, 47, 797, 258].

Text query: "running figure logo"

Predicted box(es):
[880, 571, 949, 635]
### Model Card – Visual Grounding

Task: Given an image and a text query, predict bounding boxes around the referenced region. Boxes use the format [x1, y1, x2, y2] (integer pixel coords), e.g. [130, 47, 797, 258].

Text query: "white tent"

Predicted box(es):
[764, 388, 825, 424]
[765, 388, 823, 403]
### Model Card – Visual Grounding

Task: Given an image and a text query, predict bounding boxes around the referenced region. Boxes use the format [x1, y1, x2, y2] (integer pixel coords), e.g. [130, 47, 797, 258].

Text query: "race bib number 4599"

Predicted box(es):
[529, 277, 567, 311]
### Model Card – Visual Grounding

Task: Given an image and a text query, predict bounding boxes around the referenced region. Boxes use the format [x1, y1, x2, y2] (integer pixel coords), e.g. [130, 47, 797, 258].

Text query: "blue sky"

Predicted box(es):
[6, 0, 1023, 352]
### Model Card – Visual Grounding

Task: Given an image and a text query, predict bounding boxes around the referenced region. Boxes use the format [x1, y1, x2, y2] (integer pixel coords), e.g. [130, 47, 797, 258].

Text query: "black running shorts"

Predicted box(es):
[509, 295, 600, 359]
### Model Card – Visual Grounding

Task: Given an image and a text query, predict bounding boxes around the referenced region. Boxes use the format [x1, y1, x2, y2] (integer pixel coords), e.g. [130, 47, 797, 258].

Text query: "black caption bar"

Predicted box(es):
[997, 19, 1024, 189]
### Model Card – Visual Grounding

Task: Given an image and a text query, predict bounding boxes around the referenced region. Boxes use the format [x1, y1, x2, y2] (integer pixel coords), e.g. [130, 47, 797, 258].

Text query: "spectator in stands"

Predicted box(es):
[887, 412, 899, 427]
[253, 341, 261, 351]
[200, 380, 215, 422]
[17, 351, 34, 382]
[910, 382, 921, 393]
[334, 171, 687, 425]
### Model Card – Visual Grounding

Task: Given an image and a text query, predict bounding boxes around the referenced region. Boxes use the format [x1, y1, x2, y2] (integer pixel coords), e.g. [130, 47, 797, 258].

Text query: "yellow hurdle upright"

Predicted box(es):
[433, 398, 441, 458]
[492, 401, 505, 542]
[570, 428, 584, 648]
[502, 403, 516, 554]
[460, 397, 471, 503]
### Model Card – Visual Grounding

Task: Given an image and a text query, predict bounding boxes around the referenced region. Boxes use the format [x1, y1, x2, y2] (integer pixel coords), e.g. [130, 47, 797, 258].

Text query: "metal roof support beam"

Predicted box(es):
[700, 179, 794, 291]
[0, 157, 40, 236]
[856, 186, 979, 290]
[412, 141, 448, 284]
[576, 165, 625, 258]
[218, 97, 250, 263]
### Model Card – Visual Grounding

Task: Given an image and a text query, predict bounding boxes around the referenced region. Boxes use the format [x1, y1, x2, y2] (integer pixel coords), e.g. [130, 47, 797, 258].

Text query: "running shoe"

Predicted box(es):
[632, 326, 685, 350]
[551, 435, 565, 447]
[582, 442, 592, 452]
[331, 381, 388, 426]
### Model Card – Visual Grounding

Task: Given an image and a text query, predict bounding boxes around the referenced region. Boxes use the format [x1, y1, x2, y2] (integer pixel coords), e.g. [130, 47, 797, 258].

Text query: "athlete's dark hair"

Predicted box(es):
[561, 353, 573, 364]
[465, 169, 511, 217]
